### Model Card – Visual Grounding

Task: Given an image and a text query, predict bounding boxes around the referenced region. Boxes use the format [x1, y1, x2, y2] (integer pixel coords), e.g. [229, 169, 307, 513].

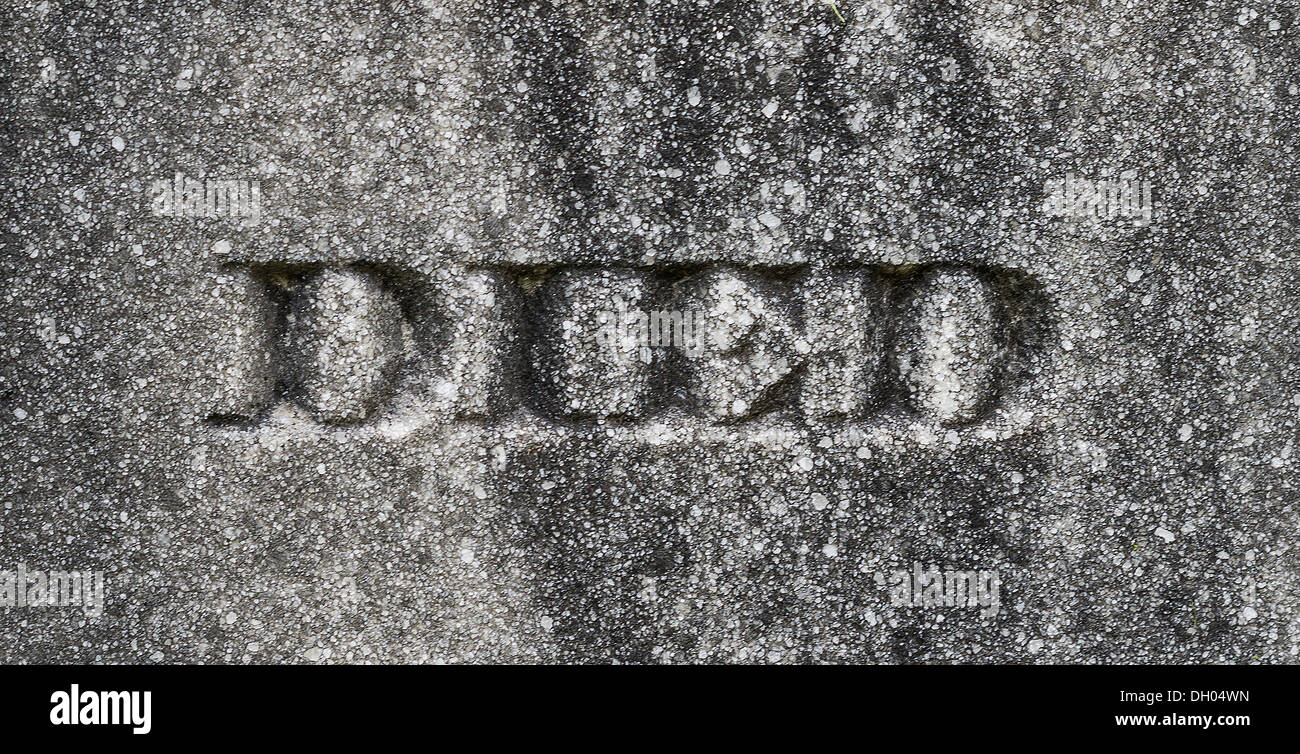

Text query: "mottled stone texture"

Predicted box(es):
[1, 0, 1297, 663]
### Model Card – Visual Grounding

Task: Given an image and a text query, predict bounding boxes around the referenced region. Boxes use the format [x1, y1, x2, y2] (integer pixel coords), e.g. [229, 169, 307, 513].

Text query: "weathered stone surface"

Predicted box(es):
[428, 269, 524, 420]
[530, 267, 654, 419]
[675, 268, 799, 422]
[799, 269, 887, 421]
[896, 267, 1002, 425]
[287, 267, 405, 424]
[200, 266, 277, 423]
[1, 0, 1297, 664]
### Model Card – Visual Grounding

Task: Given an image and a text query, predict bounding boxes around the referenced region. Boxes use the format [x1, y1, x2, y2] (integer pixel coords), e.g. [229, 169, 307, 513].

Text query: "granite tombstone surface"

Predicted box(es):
[1, 0, 1297, 663]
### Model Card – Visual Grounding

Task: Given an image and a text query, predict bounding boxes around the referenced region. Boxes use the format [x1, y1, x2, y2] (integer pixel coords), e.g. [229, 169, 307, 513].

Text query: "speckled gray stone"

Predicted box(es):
[1, 0, 1297, 664]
